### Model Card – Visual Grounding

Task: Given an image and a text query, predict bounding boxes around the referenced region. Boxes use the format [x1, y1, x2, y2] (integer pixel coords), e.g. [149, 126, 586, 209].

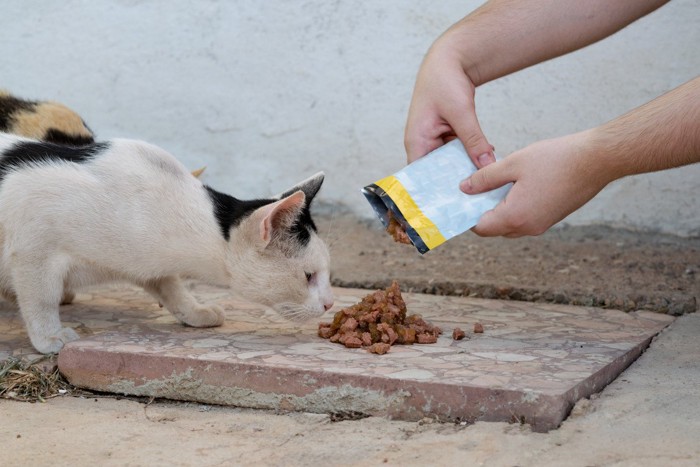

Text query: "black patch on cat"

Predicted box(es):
[205, 186, 271, 241]
[0, 94, 36, 131]
[0, 140, 110, 181]
[204, 186, 317, 246]
[43, 128, 95, 146]
[276, 174, 322, 244]
[290, 203, 316, 245]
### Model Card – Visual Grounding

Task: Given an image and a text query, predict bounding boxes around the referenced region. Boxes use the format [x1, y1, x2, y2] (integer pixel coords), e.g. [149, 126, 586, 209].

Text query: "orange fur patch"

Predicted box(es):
[10, 102, 92, 140]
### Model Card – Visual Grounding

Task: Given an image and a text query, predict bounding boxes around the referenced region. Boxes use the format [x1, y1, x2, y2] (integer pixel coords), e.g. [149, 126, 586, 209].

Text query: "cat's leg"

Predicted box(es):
[11, 259, 79, 354]
[144, 276, 224, 327]
[61, 289, 75, 305]
[0, 265, 17, 305]
[0, 287, 17, 305]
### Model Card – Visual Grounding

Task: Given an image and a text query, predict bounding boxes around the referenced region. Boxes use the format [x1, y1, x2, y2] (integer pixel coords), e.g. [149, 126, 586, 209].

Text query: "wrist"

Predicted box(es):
[429, 25, 484, 87]
[577, 127, 630, 186]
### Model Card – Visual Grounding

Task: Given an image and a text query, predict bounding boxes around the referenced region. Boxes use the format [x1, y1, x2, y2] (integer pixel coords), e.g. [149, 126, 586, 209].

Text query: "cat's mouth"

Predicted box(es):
[272, 302, 324, 322]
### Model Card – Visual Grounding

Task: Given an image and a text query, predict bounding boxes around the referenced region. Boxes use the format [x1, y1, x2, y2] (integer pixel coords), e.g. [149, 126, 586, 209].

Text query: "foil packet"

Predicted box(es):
[362, 139, 511, 254]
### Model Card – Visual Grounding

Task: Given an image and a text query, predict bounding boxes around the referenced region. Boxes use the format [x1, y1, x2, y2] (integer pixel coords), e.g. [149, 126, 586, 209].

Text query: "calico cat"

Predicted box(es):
[0, 133, 334, 354]
[0, 90, 94, 146]
[0, 91, 207, 178]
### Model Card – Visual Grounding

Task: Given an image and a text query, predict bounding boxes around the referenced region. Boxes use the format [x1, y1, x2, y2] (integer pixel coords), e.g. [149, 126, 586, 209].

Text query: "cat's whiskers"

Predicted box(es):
[320, 208, 350, 251]
[273, 302, 320, 322]
[324, 207, 337, 247]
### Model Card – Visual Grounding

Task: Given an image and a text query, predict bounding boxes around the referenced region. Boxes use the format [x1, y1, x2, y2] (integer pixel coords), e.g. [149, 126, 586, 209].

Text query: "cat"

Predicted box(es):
[0, 132, 334, 354]
[0, 90, 206, 178]
[0, 90, 95, 146]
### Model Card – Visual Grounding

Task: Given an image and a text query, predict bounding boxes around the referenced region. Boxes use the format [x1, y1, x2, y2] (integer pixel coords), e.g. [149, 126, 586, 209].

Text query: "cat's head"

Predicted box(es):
[227, 172, 333, 320]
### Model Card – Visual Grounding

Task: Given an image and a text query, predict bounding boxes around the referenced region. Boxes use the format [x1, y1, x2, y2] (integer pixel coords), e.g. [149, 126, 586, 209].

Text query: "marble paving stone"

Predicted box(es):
[0, 283, 673, 431]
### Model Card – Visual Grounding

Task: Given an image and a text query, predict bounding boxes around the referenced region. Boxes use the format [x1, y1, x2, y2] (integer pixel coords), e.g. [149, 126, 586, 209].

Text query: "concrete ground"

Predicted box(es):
[1, 217, 698, 466]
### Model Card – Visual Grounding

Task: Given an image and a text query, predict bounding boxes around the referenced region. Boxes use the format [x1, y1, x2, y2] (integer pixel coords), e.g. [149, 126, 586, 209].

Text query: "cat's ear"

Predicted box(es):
[276, 172, 324, 206]
[257, 191, 306, 245]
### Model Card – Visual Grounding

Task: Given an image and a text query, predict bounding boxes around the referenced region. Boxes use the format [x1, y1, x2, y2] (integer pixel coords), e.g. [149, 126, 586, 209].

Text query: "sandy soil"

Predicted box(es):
[1, 214, 698, 466]
[2, 313, 698, 467]
[321, 214, 698, 315]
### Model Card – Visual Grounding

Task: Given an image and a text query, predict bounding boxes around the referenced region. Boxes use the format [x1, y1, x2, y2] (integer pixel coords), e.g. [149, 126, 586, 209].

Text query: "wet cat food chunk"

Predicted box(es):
[367, 342, 391, 355]
[473, 322, 484, 333]
[317, 281, 442, 354]
[386, 211, 412, 245]
[452, 327, 466, 340]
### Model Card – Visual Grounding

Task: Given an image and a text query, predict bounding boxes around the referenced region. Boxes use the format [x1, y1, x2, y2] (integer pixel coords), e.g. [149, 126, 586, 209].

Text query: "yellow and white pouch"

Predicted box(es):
[362, 139, 511, 254]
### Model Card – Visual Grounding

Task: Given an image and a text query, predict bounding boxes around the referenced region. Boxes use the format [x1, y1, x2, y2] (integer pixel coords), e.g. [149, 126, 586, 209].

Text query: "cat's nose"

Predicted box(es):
[323, 301, 334, 311]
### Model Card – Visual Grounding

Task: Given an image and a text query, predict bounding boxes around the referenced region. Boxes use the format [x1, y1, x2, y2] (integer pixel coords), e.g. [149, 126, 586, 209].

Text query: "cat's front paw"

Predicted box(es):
[32, 327, 80, 354]
[183, 304, 225, 328]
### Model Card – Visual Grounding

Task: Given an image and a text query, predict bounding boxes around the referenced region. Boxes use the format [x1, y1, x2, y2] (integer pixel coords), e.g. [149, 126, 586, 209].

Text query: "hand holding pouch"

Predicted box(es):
[362, 139, 511, 254]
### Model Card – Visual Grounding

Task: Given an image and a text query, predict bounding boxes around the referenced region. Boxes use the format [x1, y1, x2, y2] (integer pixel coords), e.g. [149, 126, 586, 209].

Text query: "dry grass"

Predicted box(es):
[0, 356, 71, 402]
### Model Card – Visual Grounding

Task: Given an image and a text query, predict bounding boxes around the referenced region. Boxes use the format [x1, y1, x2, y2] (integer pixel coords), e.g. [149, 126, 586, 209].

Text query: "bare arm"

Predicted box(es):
[592, 77, 700, 178]
[462, 76, 700, 237]
[405, 0, 671, 164]
[446, 0, 670, 86]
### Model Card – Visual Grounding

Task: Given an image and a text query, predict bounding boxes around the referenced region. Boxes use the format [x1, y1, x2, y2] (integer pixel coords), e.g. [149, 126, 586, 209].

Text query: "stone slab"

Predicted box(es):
[0, 283, 673, 431]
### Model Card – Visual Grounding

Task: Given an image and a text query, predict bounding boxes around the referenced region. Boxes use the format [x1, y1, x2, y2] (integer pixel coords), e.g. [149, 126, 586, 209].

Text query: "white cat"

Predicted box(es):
[0, 133, 334, 354]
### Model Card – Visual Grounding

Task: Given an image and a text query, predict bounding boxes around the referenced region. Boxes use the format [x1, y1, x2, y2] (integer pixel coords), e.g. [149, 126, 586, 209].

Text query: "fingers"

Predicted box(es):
[405, 104, 495, 168]
[471, 210, 506, 237]
[404, 124, 445, 164]
[404, 61, 494, 167]
[447, 101, 496, 169]
[459, 158, 515, 194]
[461, 158, 523, 237]
[471, 207, 520, 238]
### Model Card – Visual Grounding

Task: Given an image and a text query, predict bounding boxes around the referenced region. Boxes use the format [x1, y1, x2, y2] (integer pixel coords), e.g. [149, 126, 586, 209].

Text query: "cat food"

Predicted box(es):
[367, 342, 391, 355]
[318, 281, 442, 353]
[473, 322, 484, 333]
[452, 327, 466, 340]
[386, 211, 412, 245]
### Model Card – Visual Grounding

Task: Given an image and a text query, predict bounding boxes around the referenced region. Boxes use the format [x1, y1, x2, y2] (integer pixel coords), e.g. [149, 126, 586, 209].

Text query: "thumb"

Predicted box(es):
[459, 158, 514, 195]
[448, 103, 495, 169]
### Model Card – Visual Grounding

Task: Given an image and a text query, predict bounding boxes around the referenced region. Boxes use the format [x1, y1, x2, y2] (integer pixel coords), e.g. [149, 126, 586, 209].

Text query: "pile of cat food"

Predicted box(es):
[318, 281, 442, 354]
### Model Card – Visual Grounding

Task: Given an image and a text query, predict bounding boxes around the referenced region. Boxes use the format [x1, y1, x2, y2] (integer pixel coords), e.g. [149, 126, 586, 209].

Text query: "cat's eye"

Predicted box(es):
[305, 272, 316, 284]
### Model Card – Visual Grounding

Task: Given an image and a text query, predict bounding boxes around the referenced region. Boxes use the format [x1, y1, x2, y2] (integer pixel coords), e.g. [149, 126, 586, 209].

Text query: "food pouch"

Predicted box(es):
[362, 139, 511, 254]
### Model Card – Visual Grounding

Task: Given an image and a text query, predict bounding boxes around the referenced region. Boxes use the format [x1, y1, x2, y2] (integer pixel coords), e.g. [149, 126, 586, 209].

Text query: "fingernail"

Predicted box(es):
[460, 178, 472, 193]
[478, 152, 495, 167]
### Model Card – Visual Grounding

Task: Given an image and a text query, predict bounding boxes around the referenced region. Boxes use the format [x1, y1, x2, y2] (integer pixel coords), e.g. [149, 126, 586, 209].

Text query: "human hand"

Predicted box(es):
[460, 131, 611, 237]
[404, 39, 495, 168]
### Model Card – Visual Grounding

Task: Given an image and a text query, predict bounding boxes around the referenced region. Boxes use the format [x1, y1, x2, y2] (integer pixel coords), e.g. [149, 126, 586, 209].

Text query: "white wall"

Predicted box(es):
[2, 0, 698, 236]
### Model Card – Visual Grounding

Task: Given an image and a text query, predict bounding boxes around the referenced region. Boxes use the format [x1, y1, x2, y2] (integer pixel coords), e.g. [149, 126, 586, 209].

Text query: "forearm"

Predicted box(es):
[435, 0, 670, 86]
[588, 76, 700, 181]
